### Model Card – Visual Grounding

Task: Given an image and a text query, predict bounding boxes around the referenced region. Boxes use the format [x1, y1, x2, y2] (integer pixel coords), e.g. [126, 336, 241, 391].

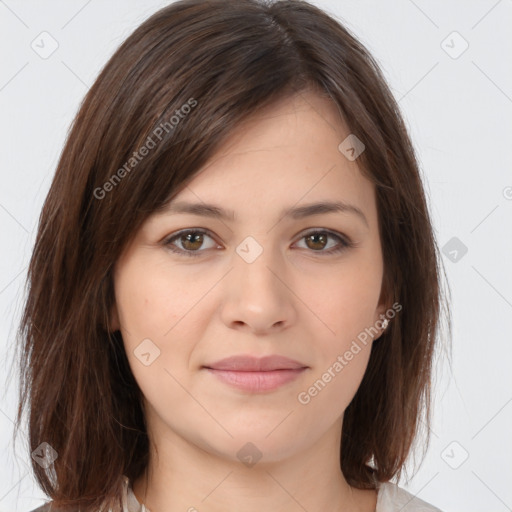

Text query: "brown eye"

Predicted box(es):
[296, 229, 353, 255]
[164, 228, 353, 258]
[304, 232, 328, 250]
[180, 232, 205, 251]
[164, 229, 218, 257]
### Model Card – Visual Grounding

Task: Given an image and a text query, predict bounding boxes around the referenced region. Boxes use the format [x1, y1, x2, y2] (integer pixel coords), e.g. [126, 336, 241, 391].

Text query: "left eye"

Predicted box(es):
[295, 230, 352, 253]
[163, 228, 352, 257]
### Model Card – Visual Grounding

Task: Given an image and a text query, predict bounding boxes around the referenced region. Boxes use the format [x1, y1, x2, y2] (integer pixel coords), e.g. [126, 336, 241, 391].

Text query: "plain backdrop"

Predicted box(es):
[1, 1, 511, 511]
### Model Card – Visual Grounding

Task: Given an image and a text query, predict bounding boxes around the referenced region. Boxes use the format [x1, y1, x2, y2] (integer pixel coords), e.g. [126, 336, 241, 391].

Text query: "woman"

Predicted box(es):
[17, 0, 451, 510]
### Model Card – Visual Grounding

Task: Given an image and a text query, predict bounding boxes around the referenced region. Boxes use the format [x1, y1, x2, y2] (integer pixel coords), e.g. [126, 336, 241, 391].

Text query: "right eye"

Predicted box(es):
[163, 228, 221, 257]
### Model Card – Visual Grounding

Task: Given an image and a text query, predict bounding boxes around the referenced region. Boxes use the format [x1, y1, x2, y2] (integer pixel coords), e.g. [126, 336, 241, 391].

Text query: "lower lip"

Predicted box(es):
[204, 368, 307, 392]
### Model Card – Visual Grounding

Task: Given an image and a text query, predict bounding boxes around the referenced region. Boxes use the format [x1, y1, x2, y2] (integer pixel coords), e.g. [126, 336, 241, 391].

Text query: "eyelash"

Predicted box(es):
[163, 228, 354, 258]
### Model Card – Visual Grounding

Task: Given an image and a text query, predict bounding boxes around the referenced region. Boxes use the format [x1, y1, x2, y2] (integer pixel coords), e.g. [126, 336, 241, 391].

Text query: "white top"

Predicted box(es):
[119, 475, 443, 512]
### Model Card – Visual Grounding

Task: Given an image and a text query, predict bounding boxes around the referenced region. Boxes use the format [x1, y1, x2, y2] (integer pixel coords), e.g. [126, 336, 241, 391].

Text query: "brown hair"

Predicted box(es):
[13, 0, 451, 510]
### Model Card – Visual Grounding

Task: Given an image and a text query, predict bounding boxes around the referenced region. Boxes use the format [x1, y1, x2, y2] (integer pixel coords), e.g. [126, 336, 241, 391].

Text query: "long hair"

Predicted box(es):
[13, 0, 451, 510]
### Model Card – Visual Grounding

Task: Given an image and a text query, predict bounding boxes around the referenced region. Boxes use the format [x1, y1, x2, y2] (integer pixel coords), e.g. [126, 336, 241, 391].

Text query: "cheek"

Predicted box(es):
[113, 260, 193, 410]
[114, 271, 161, 342]
[113, 254, 217, 393]
[114, 255, 205, 342]
[305, 256, 383, 341]
[301, 249, 381, 401]
[295, 340, 372, 436]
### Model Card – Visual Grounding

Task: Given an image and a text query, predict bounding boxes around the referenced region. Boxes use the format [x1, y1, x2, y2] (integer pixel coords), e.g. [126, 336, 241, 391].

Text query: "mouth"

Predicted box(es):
[202, 354, 308, 393]
[203, 367, 307, 392]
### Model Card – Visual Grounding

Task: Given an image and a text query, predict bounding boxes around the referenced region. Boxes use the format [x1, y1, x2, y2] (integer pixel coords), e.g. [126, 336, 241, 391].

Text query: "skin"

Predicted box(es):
[110, 89, 389, 512]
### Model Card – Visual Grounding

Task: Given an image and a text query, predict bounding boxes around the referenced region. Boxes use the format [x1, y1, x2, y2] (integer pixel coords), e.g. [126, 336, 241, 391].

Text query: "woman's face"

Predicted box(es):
[111, 91, 388, 466]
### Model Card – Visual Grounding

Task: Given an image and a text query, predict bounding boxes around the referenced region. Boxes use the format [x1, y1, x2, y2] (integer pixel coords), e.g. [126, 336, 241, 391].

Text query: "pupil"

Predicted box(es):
[308, 233, 326, 250]
[184, 233, 202, 249]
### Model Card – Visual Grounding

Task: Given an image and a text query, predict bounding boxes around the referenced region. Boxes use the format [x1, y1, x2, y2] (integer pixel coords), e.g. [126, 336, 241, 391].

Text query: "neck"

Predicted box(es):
[131, 432, 377, 512]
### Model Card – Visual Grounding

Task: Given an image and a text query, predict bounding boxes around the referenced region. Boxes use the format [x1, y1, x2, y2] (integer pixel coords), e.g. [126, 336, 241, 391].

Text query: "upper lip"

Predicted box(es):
[204, 355, 308, 371]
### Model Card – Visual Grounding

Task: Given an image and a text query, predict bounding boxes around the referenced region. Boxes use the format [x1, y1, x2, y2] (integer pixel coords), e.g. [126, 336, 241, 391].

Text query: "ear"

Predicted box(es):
[373, 282, 391, 340]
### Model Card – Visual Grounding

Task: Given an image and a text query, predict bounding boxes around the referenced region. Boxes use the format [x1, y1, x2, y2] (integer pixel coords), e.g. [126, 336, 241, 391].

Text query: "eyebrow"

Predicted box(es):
[163, 200, 369, 228]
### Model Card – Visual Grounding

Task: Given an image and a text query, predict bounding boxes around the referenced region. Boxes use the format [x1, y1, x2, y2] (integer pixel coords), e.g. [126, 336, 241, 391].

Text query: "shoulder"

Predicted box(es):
[27, 504, 54, 512]
[27, 504, 53, 512]
[376, 482, 444, 512]
[27, 503, 81, 512]
[26, 476, 129, 512]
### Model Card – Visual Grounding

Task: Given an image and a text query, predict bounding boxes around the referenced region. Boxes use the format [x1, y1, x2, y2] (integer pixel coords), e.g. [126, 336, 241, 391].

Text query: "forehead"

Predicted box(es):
[166, 91, 378, 230]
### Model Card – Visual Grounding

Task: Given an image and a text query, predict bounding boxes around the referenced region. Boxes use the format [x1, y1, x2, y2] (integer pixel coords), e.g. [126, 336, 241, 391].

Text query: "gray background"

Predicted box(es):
[1, 1, 511, 511]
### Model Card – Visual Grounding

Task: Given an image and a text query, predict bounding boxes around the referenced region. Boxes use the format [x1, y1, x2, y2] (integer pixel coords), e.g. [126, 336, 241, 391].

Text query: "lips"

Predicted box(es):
[203, 355, 308, 393]
[204, 355, 307, 372]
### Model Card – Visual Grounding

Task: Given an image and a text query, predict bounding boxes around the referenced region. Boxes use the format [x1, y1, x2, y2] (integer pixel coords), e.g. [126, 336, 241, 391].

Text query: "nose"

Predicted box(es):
[219, 238, 297, 335]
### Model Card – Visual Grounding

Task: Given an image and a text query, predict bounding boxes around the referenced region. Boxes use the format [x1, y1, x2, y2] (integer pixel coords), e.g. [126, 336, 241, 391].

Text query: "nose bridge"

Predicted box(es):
[220, 233, 296, 331]
[233, 234, 283, 297]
